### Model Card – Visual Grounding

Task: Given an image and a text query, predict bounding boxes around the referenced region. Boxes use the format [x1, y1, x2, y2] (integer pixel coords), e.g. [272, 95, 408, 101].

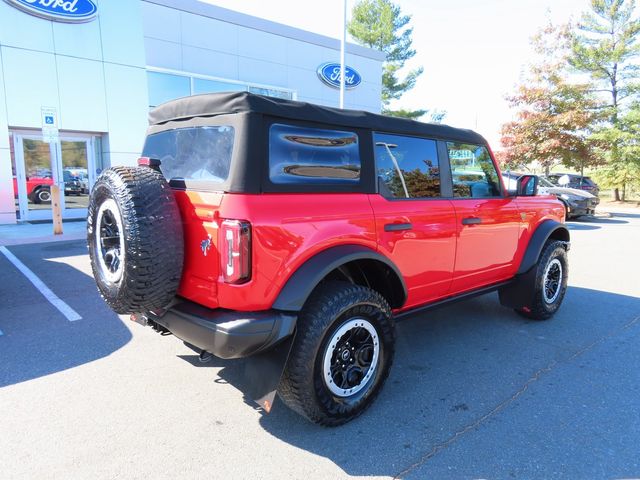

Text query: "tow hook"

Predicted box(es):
[131, 313, 172, 336]
[199, 350, 214, 363]
[130, 313, 148, 326]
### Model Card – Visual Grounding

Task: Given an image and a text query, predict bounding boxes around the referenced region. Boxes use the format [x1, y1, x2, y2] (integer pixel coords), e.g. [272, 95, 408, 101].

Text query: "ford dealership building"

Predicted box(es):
[0, 0, 383, 224]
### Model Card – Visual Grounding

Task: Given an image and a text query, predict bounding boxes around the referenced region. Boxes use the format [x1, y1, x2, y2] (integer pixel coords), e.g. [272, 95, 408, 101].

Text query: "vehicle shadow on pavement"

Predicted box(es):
[0, 241, 132, 388]
[579, 217, 628, 225]
[181, 286, 640, 478]
[566, 223, 600, 231]
[606, 211, 640, 219]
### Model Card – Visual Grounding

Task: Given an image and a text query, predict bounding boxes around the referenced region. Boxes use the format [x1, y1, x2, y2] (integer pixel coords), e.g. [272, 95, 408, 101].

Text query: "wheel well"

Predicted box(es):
[322, 259, 406, 309]
[549, 226, 570, 243]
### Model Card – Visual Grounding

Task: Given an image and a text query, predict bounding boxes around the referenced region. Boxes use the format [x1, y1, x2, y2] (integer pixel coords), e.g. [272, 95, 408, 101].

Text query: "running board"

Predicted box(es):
[394, 280, 512, 321]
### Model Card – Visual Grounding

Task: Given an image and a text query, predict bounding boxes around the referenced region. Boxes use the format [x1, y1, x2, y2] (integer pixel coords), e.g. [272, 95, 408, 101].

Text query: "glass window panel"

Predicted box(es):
[193, 78, 245, 95]
[374, 133, 440, 198]
[143, 126, 235, 182]
[249, 86, 293, 100]
[22, 139, 54, 212]
[448, 142, 501, 198]
[147, 71, 190, 107]
[62, 140, 89, 208]
[269, 124, 360, 184]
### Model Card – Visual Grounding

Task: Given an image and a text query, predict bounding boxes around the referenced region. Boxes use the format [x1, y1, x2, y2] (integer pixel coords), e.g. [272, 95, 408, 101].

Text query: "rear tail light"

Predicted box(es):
[220, 219, 251, 284]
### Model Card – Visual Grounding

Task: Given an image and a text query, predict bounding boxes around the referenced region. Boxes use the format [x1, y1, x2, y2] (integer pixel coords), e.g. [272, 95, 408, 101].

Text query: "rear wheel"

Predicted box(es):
[87, 166, 183, 314]
[278, 282, 395, 426]
[516, 240, 568, 320]
[32, 187, 51, 204]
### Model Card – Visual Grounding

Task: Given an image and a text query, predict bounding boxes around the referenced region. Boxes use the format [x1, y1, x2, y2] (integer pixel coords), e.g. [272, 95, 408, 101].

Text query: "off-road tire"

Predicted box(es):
[278, 281, 395, 426]
[516, 240, 568, 320]
[87, 166, 183, 314]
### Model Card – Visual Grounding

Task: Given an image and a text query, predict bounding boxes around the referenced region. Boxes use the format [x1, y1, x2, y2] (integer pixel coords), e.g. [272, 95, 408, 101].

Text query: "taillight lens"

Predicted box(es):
[220, 219, 251, 284]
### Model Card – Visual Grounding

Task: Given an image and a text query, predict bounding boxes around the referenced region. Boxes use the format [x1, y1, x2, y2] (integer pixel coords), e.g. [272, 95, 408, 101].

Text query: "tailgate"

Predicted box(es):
[173, 189, 223, 308]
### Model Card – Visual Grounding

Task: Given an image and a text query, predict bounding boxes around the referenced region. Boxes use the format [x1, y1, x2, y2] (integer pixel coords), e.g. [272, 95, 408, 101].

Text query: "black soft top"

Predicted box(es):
[148, 91, 486, 145]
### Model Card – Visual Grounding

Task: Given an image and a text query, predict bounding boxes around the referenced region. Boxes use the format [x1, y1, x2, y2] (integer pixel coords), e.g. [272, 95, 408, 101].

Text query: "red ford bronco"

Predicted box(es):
[88, 92, 569, 426]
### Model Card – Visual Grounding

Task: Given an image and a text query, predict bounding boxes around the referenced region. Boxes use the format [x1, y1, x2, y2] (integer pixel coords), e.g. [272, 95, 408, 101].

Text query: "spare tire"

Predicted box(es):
[87, 166, 183, 314]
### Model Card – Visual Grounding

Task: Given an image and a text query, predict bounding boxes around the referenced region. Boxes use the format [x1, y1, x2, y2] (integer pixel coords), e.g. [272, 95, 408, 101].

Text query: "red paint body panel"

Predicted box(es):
[12, 176, 53, 197]
[512, 195, 566, 268]
[174, 190, 223, 309]
[368, 195, 457, 308]
[450, 198, 521, 293]
[173, 187, 565, 313]
[175, 192, 378, 311]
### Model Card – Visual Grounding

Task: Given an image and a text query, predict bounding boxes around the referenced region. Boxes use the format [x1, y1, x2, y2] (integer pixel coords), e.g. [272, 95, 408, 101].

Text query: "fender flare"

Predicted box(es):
[272, 244, 407, 312]
[517, 219, 570, 274]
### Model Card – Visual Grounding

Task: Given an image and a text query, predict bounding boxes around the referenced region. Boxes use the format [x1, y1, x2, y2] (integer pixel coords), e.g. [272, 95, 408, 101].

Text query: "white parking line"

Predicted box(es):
[0, 246, 82, 322]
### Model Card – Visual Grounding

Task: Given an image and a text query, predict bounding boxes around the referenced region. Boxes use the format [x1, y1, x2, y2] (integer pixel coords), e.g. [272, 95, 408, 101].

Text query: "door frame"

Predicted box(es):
[12, 130, 98, 222]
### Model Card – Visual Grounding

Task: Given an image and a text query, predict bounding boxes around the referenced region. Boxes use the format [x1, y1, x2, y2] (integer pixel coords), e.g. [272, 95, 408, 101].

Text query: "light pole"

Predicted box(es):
[340, 0, 347, 108]
[375, 142, 409, 198]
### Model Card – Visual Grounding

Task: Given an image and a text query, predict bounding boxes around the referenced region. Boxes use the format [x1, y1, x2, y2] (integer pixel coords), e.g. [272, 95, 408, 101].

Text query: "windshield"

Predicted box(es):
[539, 177, 555, 187]
[142, 126, 235, 182]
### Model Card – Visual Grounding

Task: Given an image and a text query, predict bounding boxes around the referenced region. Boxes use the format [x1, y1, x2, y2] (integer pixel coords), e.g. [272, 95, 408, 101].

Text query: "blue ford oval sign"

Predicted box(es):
[317, 63, 362, 90]
[4, 0, 98, 23]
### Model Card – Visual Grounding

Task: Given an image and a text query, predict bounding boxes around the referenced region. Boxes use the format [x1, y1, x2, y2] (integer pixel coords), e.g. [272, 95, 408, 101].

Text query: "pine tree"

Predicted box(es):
[570, 0, 640, 200]
[348, 0, 435, 119]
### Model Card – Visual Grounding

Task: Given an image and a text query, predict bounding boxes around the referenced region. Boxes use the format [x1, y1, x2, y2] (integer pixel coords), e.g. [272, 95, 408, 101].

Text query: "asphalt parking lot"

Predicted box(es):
[1, 211, 639, 479]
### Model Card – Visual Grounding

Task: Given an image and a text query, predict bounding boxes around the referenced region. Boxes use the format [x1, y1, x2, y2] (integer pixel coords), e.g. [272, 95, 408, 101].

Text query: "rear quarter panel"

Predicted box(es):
[217, 193, 377, 311]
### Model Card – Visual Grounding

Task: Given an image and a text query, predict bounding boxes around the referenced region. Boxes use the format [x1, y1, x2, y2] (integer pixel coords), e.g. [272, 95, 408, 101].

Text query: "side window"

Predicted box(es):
[269, 124, 360, 184]
[373, 132, 440, 198]
[448, 142, 501, 198]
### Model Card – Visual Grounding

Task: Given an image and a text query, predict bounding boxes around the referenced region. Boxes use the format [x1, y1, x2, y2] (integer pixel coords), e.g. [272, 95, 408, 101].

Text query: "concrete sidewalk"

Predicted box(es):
[0, 220, 87, 246]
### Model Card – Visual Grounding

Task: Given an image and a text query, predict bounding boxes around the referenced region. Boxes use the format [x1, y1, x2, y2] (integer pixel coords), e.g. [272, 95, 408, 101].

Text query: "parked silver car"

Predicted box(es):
[503, 173, 598, 219]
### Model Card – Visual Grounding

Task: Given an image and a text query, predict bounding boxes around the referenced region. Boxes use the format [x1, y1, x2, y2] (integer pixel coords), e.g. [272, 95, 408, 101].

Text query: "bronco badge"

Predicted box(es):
[200, 234, 212, 256]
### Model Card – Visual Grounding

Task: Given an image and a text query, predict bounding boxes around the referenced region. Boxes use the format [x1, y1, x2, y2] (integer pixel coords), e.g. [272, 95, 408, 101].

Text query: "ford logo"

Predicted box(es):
[4, 0, 98, 23]
[317, 63, 362, 90]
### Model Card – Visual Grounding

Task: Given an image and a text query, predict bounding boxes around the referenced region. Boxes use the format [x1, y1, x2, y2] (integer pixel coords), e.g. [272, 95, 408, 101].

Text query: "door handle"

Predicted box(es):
[462, 217, 482, 225]
[384, 222, 413, 232]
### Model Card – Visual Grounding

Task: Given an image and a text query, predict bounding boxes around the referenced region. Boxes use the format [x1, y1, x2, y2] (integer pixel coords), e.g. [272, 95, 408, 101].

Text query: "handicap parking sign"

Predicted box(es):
[41, 106, 58, 143]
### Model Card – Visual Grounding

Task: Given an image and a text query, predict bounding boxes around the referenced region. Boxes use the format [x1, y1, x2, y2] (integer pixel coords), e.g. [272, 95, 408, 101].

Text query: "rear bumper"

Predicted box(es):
[145, 300, 296, 360]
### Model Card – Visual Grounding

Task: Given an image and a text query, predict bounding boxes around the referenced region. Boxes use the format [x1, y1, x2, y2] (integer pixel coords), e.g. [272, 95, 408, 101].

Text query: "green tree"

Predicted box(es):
[348, 0, 434, 119]
[591, 102, 640, 199]
[500, 24, 600, 174]
[569, 0, 640, 200]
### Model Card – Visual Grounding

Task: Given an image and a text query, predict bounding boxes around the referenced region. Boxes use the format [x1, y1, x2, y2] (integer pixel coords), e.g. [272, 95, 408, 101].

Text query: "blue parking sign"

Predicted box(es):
[45, 115, 54, 124]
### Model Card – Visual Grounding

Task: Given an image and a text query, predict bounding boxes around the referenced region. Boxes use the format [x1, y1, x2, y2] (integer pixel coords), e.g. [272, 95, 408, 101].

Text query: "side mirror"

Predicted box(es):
[516, 175, 538, 196]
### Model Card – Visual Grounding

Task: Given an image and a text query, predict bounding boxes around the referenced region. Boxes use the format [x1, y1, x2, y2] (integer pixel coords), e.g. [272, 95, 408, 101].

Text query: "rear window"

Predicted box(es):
[142, 126, 235, 182]
[269, 124, 360, 184]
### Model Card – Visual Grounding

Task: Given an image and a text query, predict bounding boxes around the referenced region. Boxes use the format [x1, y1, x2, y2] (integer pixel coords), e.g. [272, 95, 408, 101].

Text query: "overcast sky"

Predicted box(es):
[204, 0, 590, 147]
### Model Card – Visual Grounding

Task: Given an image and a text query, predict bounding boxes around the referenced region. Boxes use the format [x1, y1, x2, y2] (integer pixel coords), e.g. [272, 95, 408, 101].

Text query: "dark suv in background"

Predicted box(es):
[546, 173, 600, 196]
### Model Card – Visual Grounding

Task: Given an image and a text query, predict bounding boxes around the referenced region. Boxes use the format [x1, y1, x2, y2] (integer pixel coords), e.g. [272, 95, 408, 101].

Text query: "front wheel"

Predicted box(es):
[516, 240, 568, 320]
[278, 282, 396, 426]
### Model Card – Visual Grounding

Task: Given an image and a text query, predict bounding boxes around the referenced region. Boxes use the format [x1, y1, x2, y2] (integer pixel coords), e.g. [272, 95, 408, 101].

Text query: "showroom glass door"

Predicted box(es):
[12, 132, 97, 221]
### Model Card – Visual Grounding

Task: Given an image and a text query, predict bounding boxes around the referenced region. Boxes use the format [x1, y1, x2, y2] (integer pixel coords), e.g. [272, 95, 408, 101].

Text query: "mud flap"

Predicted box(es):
[241, 334, 295, 412]
[498, 267, 537, 310]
